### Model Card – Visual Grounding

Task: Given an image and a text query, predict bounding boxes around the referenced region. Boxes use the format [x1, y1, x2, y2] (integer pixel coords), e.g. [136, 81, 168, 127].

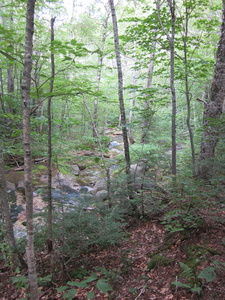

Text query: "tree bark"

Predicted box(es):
[93, 12, 110, 138]
[183, 5, 195, 174]
[141, 54, 156, 144]
[21, 0, 39, 299]
[169, 0, 177, 179]
[109, 0, 131, 178]
[156, 0, 177, 179]
[47, 17, 55, 261]
[197, 1, 225, 179]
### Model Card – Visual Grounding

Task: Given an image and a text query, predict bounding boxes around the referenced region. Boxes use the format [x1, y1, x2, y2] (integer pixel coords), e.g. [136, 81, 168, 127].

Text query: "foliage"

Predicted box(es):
[161, 208, 204, 233]
[147, 254, 172, 271]
[52, 204, 127, 257]
[56, 268, 113, 299]
[172, 260, 225, 295]
[0, 231, 13, 267]
[11, 268, 29, 290]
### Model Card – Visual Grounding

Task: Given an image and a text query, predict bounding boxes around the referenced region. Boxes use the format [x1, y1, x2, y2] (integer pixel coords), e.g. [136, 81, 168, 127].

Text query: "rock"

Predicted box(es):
[78, 165, 86, 171]
[52, 172, 78, 189]
[71, 164, 80, 176]
[83, 194, 94, 201]
[130, 164, 147, 176]
[6, 181, 16, 191]
[96, 190, 108, 201]
[79, 186, 93, 193]
[17, 181, 25, 194]
[92, 178, 107, 194]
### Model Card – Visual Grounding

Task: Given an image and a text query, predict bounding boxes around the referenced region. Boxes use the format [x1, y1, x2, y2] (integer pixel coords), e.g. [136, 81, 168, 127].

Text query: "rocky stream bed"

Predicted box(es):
[5, 131, 130, 238]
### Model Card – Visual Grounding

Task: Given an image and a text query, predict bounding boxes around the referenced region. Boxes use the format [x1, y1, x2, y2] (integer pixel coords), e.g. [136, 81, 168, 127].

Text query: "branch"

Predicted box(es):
[156, 1, 171, 43]
[196, 98, 207, 108]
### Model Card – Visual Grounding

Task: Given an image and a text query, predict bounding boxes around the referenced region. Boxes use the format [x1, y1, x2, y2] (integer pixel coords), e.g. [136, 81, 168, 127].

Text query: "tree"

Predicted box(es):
[93, 11, 110, 138]
[182, 1, 196, 174]
[47, 17, 55, 263]
[197, 0, 225, 179]
[156, 0, 177, 179]
[109, 0, 131, 177]
[21, 0, 39, 298]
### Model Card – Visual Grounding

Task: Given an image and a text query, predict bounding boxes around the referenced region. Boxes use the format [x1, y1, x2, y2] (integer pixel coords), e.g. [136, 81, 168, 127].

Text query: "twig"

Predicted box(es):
[134, 287, 146, 300]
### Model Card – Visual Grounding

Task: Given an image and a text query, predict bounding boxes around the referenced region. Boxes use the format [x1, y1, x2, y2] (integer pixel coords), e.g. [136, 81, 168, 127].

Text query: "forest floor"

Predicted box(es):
[1, 210, 225, 300]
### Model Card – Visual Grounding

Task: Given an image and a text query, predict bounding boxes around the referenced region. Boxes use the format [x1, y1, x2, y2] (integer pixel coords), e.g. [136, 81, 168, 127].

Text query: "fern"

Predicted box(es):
[179, 262, 194, 279]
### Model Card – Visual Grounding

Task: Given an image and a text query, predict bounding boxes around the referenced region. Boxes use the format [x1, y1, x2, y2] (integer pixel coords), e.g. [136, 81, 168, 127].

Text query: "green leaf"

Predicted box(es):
[67, 281, 88, 288]
[84, 274, 97, 283]
[71, 39, 78, 46]
[56, 286, 68, 292]
[198, 266, 216, 282]
[87, 291, 95, 299]
[62, 288, 77, 300]
[171, 281, 191, 288]
[96, 279, 113, 294]
[93, 156, 101, 164]
[190, 286, 202, 294]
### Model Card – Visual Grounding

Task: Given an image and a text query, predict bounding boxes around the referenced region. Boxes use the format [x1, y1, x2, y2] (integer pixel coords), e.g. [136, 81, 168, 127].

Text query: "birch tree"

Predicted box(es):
[108, 0, 131, 177]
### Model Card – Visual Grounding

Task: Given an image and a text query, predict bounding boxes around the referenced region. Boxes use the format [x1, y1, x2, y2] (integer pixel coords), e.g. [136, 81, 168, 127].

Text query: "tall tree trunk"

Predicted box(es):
[141, 55, 156, 144]
[183, 5, 195, 174]
[21, 0, 39, 299]
[109, 0, 131, 178]
[128, 66, 137, 144]
[169, 0, 177, 179]
[0, 69, 6, 112]
[47, 17, 55, 261]
[197, 1, 225, 179]
[157, 0, 177, 179]
[93, 12, 110, 138]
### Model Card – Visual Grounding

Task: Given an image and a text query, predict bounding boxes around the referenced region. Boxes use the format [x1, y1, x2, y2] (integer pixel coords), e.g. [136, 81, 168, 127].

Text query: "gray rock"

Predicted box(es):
[92, 178, 107, 194]
[52, 172, 78, 189]
[71, 164, 80, 176]
[130, 164, 147, 176]
[95, 190, 108, 201]
[17, 181, 25, 194]
[6, 181, 16, 191]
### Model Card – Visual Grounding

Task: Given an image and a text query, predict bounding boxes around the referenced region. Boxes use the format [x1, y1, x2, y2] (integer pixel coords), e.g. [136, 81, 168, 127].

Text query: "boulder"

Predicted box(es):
[71, 164, 80, 176]
[130, 164, 147, 176]
[52, 172, 79, 189]
[17, 181, 25, 194]
[95, 190, 108, 201]
[92, 178, 107, 194]
[6, 181, 16, 191]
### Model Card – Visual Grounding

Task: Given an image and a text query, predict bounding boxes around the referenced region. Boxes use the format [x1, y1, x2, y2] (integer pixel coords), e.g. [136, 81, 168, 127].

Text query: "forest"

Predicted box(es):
[0, 0, 225, 299]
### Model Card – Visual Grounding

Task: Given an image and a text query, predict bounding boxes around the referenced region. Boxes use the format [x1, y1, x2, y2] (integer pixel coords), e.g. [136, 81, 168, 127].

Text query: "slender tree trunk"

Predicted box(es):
[183, 6, 195, 174]
[93, 13, 109, 138]
[21, 0, 39, 299]
[47, 17, 55, 260]
[141, 54, 156, 144]
[157, 0, 177, 180]
[128, 66, 137, 144]
[109, 0, 131, 178]
[169, 0, 177, 179]
[197, 1, 225, 179]
[0, 69, 6, 112]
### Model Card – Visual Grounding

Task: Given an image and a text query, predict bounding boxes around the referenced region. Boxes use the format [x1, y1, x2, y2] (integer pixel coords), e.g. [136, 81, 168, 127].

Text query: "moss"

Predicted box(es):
[147, 254, 172, 271]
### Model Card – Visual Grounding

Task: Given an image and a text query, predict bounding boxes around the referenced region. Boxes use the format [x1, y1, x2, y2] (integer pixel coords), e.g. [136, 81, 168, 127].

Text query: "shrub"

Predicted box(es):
[53, 204, 127, 257]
